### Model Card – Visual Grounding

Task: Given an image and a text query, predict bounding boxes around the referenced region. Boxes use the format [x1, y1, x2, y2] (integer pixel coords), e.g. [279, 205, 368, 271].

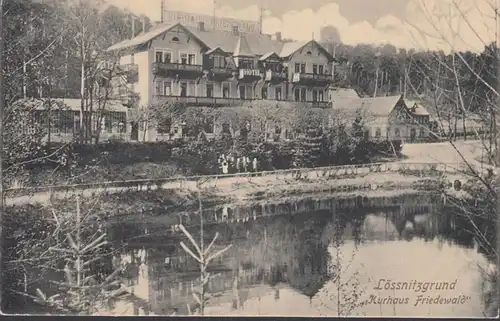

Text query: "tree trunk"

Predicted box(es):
[373, 66, 379, 98]
[80, 47, 86, 143]
[462, 114, 466, 141]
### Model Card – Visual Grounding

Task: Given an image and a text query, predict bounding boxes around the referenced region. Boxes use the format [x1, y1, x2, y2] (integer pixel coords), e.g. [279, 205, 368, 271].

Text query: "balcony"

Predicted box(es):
[153, 95, 333, 109]
[208, 66, 234, 80]
[292, 72, 334, 84]
[154, 95, 245, 107]
[238, 69, 262, 81]
[152, 62, 204, 77]
[265, 70, 288, 82]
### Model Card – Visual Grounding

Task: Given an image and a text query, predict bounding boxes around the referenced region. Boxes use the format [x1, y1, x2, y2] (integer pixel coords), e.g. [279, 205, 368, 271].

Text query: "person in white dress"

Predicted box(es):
[222, 160, 229, 174]
[252, 157, 258, 173]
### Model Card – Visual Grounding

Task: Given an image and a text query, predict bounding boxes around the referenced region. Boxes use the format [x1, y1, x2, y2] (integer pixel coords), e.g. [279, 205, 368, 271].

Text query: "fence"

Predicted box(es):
[5, 161, 472, 199]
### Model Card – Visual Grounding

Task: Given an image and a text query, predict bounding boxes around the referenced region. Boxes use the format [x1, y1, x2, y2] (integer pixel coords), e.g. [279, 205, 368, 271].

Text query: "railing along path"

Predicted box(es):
[5, 161, 473, 199]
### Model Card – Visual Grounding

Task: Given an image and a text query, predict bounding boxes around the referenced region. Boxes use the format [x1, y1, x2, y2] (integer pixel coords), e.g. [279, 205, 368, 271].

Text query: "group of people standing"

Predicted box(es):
[218, 154, 259, 174]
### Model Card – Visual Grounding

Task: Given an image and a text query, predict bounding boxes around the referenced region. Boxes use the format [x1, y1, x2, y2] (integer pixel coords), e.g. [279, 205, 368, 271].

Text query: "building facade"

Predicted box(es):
[106, 21, 336, 142]
[333, 95, 431, 143]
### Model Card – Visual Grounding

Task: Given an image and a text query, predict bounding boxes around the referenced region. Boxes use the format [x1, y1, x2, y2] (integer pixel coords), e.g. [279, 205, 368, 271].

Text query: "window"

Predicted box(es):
[172, 37, 180, 42]
[155, 50, 171, 63]
[246, 85, 253, 99]
[312, 89, 317, 102]
[240, 59, 253, 69]
[188, 81, 196, 96]
[261, 86, 268, 99]
[188, 54, 196, 65]
[163, 81, 172, 96]
[295, 63, 300, 73]
[318, 90, 324, 102]
[420, 128, 425, 137]
[300, 88, 306, 102]
[180, 53, 187, 64]
[239, 86, 245, 99]
[212, 56, 225, 68]
[375, 128, 381, 137]
[312, 64, 318, 74]
[155, 81, 163, 95]
[222, 83, 230, 98]
[306, 51, 312, 55]
[294, 88, 300, 101]
[300, 63, 306, 73]
[395, 128, 400, 137]
[155, 51, 163, 63]
[318, 65, 324, 74]
[164, 52, 172, 63]
[206, 83, 214, 97]
[180, 82, 187, 97]
[275, 87, 282, 100]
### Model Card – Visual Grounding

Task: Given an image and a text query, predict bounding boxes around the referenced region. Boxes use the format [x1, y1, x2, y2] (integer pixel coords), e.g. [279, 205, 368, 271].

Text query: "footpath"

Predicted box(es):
[5, 161, 471, 206]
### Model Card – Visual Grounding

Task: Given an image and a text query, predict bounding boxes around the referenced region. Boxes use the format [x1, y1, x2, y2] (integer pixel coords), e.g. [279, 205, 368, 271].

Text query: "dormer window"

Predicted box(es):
[211, 55, 226, 68]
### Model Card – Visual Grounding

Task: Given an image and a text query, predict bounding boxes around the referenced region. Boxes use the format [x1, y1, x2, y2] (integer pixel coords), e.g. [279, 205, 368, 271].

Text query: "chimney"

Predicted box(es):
[198, 21, 205, 31]
[131, 17, 135, 39]
[275, 32, 282, 41]
[232, 25, 239, 35]
[142, 18, 147, 33]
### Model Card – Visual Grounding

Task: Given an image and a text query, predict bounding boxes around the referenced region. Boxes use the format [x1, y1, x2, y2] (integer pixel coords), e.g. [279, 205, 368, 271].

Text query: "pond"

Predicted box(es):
[107, 192, 496, 317]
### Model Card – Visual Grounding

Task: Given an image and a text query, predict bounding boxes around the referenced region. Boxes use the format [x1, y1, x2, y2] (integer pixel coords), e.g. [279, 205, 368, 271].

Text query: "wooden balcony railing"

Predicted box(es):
[154, 95, 332, 109]
[152, 62, 204, 75]
[292, 72, 334, 83]
[265, 70, 287, 82]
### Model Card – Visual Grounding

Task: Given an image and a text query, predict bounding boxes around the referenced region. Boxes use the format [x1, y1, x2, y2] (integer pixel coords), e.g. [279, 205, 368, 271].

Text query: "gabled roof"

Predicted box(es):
[330, 88, 360, 100]
[182, 26, 283, 55]
[107, 23, 210, 52]
[278, 40, 335, 61]
[107, 22, 179, 51]
[233, 34, 253, 57]
[361, 95, 403, 116]
[205, 47, 228, 56]
[405, 100, 430, 116]
[259, 52, 280, 61]
[279, 41, 308, 58]
[106, 22, 334, 60]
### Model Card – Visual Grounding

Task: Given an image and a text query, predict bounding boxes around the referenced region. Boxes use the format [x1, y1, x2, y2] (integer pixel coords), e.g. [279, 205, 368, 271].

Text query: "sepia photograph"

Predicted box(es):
[0, 0, 499, 317]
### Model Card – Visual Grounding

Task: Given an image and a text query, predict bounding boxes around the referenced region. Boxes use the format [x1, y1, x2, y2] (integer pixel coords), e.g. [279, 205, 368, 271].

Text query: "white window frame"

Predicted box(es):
[206, 82, 214, 97]
[188, 81, 196, 97]
[187, 53, 197, 65]
[154, 80, 163, 95]
[179, 81, 188, 97]
[275, 86, 282, 100]
[179, 51, 197, 65]
[222, 82, 230, 98]
[179, 52, 188, 64]
[154, 48, 172, 63]
[163, 80, 173, 96]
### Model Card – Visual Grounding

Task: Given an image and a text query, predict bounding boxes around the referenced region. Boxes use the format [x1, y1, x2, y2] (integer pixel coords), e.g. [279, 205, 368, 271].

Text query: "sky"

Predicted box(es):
[105, 0, 498, 52]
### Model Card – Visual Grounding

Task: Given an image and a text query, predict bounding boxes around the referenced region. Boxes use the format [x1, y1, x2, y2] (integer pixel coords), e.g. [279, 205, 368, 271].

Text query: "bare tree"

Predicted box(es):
[178, 190, 232, 315]
[405, 0, 499, 316]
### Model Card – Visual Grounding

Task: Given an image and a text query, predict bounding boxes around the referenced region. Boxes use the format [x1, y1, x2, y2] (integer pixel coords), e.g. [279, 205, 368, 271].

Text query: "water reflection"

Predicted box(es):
[108, 193, 493, 317]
